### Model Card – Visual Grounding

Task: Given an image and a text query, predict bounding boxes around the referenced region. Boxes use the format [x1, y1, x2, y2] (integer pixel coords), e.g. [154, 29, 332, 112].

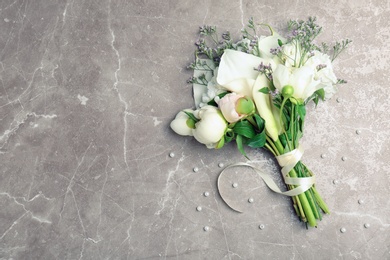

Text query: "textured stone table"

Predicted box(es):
[1, 0, 389, 259]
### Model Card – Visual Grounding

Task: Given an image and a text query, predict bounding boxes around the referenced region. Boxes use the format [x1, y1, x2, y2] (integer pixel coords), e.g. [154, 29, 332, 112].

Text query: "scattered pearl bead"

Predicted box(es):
[333, 179, 339, 185]
[340, 227, 346, 233]
[364, 223, 370, 228]
[218, 162, 224, 168]
[232, 183, 238, 188]
[356, 130, 361, 135]
[248, 197, 254, 203]
[169, 152, 175, 158]
[193, 167, 199, 172]
[203, 226, 210, 232]
[321, 154, 326, 159]
[203, 191, 210, 197]
[196, 206, 202, 212]
[341, 156, 347, 161]
[358, 199, 364, 204]
[259, 224, 265, 230]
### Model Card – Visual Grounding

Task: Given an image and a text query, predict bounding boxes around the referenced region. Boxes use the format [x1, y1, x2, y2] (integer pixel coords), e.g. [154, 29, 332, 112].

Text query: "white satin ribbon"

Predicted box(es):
[217, 145, 315, 213]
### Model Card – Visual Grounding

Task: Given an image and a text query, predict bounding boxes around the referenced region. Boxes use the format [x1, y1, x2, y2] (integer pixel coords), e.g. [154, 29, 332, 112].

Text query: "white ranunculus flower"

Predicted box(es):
[273, 64, 322, 101]
[170, 109, 195, 136]
[216, 49, 273, 98]
[305, 50, 338, 99]
[192, 105, 227, 148]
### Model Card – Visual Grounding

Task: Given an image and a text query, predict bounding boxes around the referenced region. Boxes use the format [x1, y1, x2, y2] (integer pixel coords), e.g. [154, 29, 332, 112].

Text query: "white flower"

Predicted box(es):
[305, 50, 338, 99]
[258, 32, 285, 59]
[281, 43, 303, 68]
[192, 105, 227, 148]
[216, 49, 272, 98]
[273, 64, 322, 100]
[199, 75, 224, 107]
[170, 110, 195, 136]
[252, 74, 282, 141]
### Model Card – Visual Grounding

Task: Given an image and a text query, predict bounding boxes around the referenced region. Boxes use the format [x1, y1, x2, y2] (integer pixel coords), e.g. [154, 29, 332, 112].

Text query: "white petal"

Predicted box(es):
[258, 33, 285, 59]
[170, 111, 194, 136]
[273, 64, 290, 91]
[252, 74, 280, 141]
[217, 50, 268, 97]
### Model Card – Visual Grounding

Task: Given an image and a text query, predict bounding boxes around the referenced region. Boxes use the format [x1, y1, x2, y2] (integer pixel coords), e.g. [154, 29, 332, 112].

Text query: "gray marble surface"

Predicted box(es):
[1, 0, 389, 259]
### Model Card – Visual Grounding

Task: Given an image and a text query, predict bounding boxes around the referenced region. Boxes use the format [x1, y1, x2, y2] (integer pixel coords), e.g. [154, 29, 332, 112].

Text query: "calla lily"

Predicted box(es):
[170, 110, 195, 136]
[273, 64, 322, 100]
[252, 74, 282, 141]
[258, 32, 285, 59]
[217, 49, 269, 98]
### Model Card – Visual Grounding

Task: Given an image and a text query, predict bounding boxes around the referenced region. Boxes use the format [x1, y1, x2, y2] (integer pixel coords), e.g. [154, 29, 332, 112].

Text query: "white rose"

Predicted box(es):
[192, 105, 227, 148]
[170, 110, 195, 136]
[273, 64, 322, 101]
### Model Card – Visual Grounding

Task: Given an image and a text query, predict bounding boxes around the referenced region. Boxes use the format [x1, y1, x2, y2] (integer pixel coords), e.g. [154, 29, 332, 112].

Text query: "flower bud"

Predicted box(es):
[192, 105, 227, 148]
[170, 110, 195, 136]
[217, 93, 254, 123]
[236, 97, 255, 115]
[282, 85, 294, 98]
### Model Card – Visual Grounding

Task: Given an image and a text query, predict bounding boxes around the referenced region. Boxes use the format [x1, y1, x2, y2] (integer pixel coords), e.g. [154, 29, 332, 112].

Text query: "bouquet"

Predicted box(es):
[170, 17, 351, 228]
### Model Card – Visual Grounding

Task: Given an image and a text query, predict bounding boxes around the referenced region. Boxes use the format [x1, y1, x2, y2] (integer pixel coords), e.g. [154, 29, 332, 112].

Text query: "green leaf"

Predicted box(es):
[297, 104, 306, 120]
[247, 130, 267, 148]
[233, 120, 255, 139]
[183, 111, 199, 123]
[315, 88, 325, 101]
[216, 136, 225, 149]
[278, 39, 283, 47]
[224, 130, 235, 143]
[253, 114, 265, 131]
[258, 87, 270, 94]
[236, 134, 248, 158]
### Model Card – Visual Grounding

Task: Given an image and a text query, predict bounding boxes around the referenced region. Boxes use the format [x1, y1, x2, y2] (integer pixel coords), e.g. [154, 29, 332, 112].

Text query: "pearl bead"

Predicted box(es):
[193, 167, 199, 172]
[218, 162, 224, 168]
[358, 199, 364, 204]
[259, 224, 265, 230]
[232, 183, 238, 188]
[356, 130, 361, 135]
[340, 227, 346, 233]
[203, 191, 209, 197]
[364, 223, 370, 228]
[196, 206, 202, 212]
[169, 152, 175, 158]
[321, 154, 326, 159]
[341, 156, 347, 161]
[248, 197, 254, 203]
[203, 226, 210, 232]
